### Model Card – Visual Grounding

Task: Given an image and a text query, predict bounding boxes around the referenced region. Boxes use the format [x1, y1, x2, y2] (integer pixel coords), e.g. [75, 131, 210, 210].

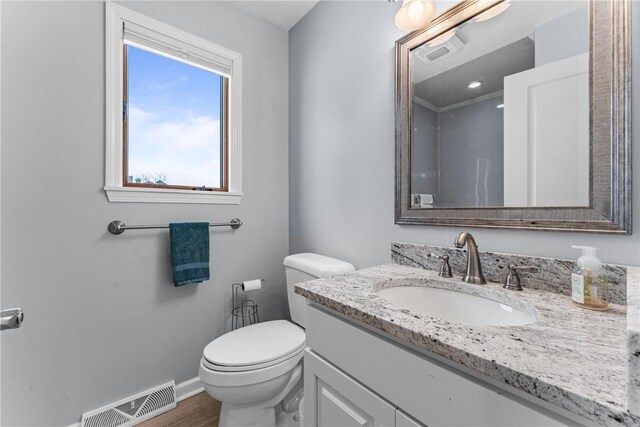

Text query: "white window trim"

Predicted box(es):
[104, 2, 242, 204]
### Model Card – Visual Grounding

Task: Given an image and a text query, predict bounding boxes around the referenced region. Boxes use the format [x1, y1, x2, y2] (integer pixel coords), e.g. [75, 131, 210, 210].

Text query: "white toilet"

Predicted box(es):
[199, 253, 355, 427]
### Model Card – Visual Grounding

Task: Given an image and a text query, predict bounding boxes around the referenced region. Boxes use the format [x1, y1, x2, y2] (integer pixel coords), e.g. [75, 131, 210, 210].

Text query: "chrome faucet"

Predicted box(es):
[454, 232, 487, 284]
[427, 253, 453, 278]
[503, 264, 540, 291]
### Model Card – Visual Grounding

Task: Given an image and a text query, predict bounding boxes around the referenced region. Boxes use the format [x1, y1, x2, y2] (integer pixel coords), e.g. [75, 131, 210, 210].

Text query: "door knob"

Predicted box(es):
[1, 308, 24, 330]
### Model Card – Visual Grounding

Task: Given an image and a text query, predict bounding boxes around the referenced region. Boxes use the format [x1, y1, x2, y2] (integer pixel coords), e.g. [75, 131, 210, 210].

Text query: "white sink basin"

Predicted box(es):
[376, 285, 537, 326]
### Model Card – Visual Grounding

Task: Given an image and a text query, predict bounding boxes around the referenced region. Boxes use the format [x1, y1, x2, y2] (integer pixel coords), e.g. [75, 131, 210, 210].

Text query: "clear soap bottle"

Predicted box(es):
[571, 245, 608, 311]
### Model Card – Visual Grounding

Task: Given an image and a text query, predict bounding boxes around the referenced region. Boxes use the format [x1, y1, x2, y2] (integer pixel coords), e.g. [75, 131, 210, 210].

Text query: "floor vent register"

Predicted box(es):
[81, 381, 176, 427]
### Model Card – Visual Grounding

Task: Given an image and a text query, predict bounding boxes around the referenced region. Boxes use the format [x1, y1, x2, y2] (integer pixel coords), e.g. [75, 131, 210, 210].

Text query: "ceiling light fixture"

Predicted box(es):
[395, 0, 437, 32]
[473, 0, 511, 23]
[468, 81, 482, 89]
[497, 104, 504, 109]
[426, 28, 457, 47]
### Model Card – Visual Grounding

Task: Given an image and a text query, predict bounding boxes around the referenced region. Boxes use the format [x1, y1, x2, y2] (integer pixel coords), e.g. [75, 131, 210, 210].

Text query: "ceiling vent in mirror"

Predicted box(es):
[414, 34, 465, 64]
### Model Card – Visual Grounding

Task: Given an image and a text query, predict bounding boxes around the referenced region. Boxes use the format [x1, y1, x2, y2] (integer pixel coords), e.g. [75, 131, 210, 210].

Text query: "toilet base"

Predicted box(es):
[218, 401, 302, 427]
[276, 408, 301, 427]
[211, 365, 303, 427]
[220, 403, 276, 427]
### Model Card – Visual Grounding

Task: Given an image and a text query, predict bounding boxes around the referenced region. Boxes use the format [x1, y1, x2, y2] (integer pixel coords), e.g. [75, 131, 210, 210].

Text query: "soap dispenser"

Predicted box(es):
[571, 245, 608, 311]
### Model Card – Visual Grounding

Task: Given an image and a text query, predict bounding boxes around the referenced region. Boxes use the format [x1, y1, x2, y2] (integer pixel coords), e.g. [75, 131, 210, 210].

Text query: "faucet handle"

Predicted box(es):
[503, 264, 540, 291]
[428, 254, 453, 278]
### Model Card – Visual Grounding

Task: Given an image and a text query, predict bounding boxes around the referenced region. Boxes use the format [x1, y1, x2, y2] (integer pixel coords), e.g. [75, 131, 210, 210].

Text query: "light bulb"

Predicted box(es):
[474, 1, 511, 23]
[407, 1, 425, 20]
[395, 0, 437, 32]
[426, 28, 456, 47]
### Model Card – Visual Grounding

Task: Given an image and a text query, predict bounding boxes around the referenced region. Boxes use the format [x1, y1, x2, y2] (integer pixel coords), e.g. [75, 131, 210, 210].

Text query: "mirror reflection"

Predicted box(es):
[410, 0, 589, 209]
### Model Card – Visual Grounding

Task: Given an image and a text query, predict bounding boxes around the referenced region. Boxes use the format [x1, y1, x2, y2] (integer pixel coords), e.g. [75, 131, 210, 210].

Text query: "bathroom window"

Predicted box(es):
[105, 3, 243, 204]
[124, 45, 228, 191]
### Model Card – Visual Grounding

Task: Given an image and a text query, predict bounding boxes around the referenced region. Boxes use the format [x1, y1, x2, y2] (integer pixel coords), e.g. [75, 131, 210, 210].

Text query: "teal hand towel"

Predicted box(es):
[169, 222, 210, 286]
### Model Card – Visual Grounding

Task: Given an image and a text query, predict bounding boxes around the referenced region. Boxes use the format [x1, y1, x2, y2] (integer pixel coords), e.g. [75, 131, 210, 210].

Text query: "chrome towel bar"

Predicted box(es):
[107, 218, 243, 235]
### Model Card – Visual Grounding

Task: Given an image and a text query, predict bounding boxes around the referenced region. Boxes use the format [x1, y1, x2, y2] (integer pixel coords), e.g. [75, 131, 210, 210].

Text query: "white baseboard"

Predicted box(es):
[67, 377, 204, 427]
[176, 376, 205, 402]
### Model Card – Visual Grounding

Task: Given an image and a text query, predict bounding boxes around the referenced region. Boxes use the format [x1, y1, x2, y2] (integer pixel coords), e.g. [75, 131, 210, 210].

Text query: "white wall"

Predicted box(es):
[1, 1, 288, 425]
[289, 1, 640, 268]
[535, 5, 588, 67]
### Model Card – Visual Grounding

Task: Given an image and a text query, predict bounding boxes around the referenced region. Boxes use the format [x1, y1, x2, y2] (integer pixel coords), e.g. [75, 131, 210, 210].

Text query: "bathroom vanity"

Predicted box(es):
[296, 247, 640, 427]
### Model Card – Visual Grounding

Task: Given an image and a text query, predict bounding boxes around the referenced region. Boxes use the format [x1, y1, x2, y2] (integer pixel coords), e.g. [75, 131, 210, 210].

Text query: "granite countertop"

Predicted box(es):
[295, 263, 639, 426]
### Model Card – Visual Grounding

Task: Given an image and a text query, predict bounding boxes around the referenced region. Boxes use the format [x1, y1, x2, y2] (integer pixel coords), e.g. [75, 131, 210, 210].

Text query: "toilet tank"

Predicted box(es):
[283, 253, 355, 329]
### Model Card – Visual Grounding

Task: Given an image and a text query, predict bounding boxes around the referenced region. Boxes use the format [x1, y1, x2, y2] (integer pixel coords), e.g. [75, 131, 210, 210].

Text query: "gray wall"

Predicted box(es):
[437, 95, 504, 207]
[289, 1, 640, 268]
[410, 102, 438, 195]
[535, 5, 588, 67]
[1, 1, 288, 425]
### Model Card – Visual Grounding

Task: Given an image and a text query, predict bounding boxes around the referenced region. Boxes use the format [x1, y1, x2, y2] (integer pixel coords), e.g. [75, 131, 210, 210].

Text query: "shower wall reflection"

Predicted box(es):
[412, 95, 504, 208]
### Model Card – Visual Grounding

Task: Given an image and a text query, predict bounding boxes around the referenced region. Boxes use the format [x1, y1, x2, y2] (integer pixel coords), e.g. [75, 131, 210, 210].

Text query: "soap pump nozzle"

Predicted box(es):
[571, 245, 602, 269]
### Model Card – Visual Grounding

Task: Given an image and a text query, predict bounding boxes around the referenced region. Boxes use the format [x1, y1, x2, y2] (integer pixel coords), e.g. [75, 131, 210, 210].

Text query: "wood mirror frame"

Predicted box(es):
[395, 0, 631, 233]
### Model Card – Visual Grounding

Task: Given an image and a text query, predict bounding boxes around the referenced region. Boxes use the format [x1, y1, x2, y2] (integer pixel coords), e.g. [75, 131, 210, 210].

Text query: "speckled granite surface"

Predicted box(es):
[628, 267, 640, 416]
[392, 242, 628, 304]
[296, 263, 638, 426]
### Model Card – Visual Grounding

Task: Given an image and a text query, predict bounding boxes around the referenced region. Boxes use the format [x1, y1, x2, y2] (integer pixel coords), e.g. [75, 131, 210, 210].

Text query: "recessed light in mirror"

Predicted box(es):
[467, 81, 482, 89]
[497, 104, 504, 109]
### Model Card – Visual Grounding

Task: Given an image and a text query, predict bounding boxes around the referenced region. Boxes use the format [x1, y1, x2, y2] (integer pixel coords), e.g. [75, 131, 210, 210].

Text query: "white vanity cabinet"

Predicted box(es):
[304, 349, 397, 427]
[303, 304, 590, 427]
[304, 349, 426, 427]
[395, 410, 425, 427]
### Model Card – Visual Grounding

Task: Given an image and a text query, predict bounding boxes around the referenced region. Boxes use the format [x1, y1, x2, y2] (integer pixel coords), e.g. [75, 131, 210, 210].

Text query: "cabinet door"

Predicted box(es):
[395, 409, 426, 427]
[303, 349, 396, 427]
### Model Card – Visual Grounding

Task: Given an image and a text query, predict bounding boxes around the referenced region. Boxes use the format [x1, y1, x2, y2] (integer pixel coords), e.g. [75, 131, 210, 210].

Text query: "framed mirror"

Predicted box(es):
[395, 0, 631, 233]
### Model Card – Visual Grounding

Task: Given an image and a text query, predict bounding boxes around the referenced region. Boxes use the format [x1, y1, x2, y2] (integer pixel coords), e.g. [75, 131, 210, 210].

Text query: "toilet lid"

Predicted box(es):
[203, 320, 305, 368]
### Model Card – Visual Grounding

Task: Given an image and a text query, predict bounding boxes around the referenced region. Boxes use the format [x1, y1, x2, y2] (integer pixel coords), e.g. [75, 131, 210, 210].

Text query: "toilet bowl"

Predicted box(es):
[199, 254, 355, 427]
[199, 320, 305, 427]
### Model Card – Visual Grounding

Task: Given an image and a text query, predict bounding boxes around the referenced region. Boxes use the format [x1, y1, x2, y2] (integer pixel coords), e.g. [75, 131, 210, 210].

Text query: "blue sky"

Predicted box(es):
[126, 44, 223, 187]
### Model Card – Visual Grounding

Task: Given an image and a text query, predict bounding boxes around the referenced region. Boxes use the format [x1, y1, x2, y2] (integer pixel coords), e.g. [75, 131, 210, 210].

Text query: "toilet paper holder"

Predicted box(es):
[231, 280, 264, 330]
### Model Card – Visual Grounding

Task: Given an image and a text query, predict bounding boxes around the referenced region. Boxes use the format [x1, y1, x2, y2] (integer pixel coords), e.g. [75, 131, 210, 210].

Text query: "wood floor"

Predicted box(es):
[138, 392, 221, 427]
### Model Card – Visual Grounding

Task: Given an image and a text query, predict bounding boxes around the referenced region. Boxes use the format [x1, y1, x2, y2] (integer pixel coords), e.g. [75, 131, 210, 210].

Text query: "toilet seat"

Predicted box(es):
[202, 320, 305, 374]
[200, 349, 304, 387]
[203, 343, 305, 372]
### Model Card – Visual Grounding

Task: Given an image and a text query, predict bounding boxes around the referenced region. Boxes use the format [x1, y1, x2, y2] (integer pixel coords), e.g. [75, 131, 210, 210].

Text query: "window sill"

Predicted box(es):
[104, 186, 243, 204]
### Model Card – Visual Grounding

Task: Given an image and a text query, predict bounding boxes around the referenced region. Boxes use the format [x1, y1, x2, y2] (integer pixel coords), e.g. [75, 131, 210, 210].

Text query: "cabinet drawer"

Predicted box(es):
[304, 349, 396, 427]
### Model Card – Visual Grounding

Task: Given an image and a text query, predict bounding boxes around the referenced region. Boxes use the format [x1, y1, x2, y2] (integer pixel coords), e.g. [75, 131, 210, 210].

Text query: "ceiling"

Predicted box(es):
[411, 0, 587, 109]
[230, 1, 319, 31]
[414, 38, 534, 108]
[412, 0, 586, 84]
